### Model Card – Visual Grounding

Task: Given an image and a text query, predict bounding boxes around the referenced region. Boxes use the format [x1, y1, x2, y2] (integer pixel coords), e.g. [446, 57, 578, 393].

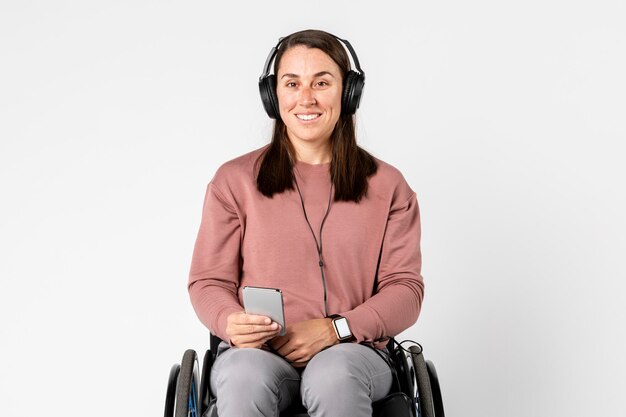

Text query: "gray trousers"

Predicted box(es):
[210, 343, 393, 417]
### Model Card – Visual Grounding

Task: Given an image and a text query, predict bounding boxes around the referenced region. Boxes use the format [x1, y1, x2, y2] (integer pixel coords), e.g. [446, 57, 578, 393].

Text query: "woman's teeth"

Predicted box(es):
[296, 114, 320, 121]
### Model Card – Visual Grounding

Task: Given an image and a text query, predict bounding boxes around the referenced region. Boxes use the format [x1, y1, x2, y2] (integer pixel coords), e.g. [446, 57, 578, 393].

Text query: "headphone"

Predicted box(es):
[258, 33, 366, 119]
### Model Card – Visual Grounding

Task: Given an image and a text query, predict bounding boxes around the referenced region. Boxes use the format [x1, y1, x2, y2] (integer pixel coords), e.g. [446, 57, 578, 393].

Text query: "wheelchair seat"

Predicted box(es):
[164, 334, 444, 417]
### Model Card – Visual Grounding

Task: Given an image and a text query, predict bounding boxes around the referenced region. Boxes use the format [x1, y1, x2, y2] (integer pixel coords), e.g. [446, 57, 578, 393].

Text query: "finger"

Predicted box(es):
[233, 313, 273, 326]
[270, 335, 289, 350]
[291, 361, 308, 368]
[276, 342, 298, 358]
[283, 344, 317, 363]
[230, 320, 279, 336]
[237, 321, 279, 335]
[233, 329, 281, 344]
[285, 350, 309, 364]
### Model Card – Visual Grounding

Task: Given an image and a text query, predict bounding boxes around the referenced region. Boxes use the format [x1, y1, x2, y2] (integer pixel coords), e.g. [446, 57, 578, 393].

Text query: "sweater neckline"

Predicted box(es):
[294, 160, 331, 176]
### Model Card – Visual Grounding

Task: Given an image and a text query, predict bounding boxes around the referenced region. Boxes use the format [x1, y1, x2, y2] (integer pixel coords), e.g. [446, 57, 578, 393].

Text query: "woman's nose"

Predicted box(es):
[299, 87, 316, 106]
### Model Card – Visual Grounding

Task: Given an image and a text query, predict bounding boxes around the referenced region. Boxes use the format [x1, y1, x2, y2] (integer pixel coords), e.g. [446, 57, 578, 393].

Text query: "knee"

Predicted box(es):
[300, 346, 369, 405]
[304, 345, 365, 383]
[213, 348, 275, 394]
[211, 348, 301, 416]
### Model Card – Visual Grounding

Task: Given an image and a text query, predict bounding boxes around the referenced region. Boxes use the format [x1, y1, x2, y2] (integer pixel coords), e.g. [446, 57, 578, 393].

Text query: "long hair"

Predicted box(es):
[256, 29, 377, 202]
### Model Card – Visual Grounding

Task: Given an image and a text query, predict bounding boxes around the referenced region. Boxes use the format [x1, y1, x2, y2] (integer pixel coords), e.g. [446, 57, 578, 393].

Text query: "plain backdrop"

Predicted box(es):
[1, 1, 625, 416]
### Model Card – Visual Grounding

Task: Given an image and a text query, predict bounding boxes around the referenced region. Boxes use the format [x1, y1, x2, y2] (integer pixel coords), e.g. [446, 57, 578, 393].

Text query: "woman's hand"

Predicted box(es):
[270, 318, 338, 367]
[225, 311, 282, 348]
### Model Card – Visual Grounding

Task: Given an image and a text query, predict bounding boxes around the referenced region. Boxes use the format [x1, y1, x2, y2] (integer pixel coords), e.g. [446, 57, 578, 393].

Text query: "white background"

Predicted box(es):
[1, 1, 624, 416]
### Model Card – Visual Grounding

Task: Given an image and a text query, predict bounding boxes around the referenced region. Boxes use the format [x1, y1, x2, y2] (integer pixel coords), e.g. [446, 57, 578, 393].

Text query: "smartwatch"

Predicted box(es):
[329, 314, 353, 342]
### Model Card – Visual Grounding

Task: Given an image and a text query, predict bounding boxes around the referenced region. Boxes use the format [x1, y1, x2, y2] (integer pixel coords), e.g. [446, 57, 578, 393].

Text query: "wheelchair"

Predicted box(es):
[164, 333, 444, 417]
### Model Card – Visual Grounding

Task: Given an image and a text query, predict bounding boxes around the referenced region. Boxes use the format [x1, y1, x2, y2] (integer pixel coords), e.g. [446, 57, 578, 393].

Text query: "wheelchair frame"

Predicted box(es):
[165, 335, 444, 417]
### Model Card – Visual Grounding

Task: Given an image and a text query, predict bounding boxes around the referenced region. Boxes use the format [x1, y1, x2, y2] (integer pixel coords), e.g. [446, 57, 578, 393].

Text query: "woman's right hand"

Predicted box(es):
[225, 311, 282, 348]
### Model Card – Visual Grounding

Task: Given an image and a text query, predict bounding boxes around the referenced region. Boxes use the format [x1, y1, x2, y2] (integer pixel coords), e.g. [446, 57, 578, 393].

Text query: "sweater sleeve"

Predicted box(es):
[188, 182, 244, 342]
[341, 192, 424, 343]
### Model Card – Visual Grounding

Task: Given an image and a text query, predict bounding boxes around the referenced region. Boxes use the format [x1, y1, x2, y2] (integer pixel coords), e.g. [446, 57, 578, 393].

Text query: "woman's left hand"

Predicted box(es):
[270, 318, 338, 367]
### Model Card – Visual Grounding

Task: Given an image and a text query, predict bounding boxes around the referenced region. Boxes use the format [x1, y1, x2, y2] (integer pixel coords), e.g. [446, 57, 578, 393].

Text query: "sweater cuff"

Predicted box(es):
[214, 305, 244, 343]
[340, 306, 384, 344]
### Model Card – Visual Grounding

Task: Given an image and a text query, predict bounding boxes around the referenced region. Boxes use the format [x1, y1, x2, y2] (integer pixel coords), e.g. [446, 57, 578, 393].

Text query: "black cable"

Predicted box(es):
[293, 176, 333, 317]
[391, 337, 424, 356]
[360, 337, 425, 393]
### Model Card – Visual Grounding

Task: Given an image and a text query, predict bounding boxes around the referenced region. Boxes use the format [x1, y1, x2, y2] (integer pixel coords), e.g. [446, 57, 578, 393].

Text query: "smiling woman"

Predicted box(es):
[256, 31, 375, 202]
[187, 29, 424, 417]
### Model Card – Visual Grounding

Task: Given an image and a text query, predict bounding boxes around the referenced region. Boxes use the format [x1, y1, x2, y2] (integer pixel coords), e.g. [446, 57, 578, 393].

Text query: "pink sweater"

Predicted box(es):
[188, 147, 424, 344]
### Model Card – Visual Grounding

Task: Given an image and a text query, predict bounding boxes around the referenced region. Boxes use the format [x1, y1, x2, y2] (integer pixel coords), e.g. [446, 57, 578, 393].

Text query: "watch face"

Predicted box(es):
[334, 317, 351, 339]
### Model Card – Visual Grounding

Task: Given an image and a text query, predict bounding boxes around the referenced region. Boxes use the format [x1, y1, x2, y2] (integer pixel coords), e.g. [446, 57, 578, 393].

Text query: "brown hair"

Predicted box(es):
[256, 29, 377, 202]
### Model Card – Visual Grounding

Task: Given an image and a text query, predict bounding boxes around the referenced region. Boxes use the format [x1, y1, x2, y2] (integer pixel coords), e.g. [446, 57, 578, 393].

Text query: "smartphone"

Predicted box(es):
[242, 286, 286, 336]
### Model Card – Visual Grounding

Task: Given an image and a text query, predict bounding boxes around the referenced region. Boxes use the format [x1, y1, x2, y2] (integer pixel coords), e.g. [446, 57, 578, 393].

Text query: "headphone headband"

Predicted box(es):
[258, 32, 366, 119]
[259, 35, 364, 81]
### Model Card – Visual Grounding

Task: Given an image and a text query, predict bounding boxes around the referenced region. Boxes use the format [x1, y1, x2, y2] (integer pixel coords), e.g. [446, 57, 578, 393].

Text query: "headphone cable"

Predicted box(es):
[293, 175, 333, 317]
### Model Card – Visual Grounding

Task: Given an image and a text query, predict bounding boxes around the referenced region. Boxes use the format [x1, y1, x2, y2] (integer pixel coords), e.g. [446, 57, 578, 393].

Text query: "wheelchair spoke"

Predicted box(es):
[188, 380, 198, 417]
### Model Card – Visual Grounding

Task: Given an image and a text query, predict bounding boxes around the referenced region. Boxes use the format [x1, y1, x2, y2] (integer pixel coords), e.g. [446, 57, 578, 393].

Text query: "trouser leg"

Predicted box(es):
[210, 346, 301, 417]
[300, 343, 393, 417]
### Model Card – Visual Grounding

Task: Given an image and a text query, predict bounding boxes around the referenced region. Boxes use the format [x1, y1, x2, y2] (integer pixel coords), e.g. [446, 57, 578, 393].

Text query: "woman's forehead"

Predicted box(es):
[277, 46, 341, 77]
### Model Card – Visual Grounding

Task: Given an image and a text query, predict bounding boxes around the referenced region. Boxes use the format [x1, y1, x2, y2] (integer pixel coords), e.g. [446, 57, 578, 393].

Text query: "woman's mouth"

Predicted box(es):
[296, 113, 321, 121]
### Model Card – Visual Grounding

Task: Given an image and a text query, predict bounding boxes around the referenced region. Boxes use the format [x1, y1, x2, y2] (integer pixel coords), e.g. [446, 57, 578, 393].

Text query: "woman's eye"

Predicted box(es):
[317, 81, 328, 87]
[286, 82, 297, 88]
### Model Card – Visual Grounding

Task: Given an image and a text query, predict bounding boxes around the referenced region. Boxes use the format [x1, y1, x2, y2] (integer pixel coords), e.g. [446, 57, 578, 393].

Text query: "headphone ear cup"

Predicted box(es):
[259, 74, 280, 119]
[342, 71, 365, 115]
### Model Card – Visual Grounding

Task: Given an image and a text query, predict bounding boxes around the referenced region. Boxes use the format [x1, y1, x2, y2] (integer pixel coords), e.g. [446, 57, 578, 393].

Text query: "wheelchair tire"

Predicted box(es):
[426, 360, 445, 417]
[175, 349, 200, 417]
[409, 345, 435, 417]
[164, 364, 180, 417]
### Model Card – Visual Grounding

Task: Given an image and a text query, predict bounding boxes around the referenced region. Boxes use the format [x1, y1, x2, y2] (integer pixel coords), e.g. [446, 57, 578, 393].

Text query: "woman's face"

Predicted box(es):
[276, 45, 343, 150]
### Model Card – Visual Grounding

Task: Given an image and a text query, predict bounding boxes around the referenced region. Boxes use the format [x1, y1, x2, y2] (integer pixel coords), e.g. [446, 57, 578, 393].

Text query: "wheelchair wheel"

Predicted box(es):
[175, 349, 200, 417]
[394, 346, 415, 400]
[426, 360, 445, 417]
[409, 345, 435, 417]
[164, 364, 180, 417]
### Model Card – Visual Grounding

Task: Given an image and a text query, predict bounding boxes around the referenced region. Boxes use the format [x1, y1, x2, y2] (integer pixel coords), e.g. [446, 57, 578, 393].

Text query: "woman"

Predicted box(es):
[188, 29, 424, 417]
